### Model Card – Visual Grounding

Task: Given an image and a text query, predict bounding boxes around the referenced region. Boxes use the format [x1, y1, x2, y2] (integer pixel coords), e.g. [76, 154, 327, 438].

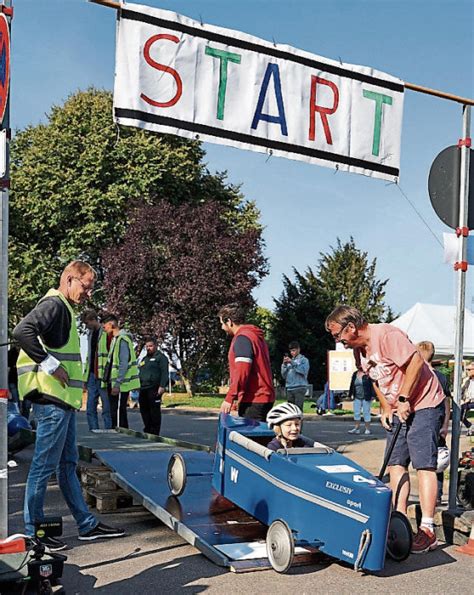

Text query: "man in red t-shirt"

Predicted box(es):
[218, 303, 275, 421]
[326, 305, 445, 554]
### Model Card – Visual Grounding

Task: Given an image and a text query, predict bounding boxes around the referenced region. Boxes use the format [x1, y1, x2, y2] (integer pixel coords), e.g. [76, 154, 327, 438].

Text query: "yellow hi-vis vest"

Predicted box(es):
[16, 289, 84, 410]
[106, 333, 140, 392]
[84, 329, 109, 381]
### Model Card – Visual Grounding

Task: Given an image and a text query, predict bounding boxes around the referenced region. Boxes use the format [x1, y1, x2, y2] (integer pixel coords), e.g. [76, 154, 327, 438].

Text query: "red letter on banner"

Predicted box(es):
[140, 34, 183, 108]
[308, 76, 339, 145]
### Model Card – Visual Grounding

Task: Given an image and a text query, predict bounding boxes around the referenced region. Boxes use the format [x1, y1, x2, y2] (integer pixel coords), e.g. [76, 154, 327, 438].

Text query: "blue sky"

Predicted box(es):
[11, 0, 474, 315]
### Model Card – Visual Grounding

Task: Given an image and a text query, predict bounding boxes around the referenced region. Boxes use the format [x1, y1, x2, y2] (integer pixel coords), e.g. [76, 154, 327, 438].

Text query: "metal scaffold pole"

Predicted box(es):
[448, 104, 471, 511]
[0, 0, 12, 538]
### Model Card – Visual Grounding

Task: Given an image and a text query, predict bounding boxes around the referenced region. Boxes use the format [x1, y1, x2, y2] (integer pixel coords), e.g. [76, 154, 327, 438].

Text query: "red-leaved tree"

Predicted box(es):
[102, 199, 267, 394]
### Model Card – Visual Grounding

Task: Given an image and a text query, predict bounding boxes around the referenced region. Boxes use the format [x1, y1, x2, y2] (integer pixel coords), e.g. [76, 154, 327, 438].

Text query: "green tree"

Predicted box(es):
[9, 88, 257, 324]
[318, 237, 389, 321]
[272, 268, 331, 389]
[271, 238, 392, 388]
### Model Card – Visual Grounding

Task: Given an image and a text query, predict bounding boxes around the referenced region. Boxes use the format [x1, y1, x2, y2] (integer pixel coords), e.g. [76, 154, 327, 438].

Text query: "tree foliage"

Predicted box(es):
[318, 237, 389, 321]
[9, 88, 255, 323]
[271, 237, 391, 388]
[102, 199, 268, 394]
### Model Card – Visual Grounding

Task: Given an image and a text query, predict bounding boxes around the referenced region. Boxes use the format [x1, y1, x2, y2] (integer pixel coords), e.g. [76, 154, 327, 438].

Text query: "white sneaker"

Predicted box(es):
[364, 429, 371, 435]
[348, 428, 360, 434]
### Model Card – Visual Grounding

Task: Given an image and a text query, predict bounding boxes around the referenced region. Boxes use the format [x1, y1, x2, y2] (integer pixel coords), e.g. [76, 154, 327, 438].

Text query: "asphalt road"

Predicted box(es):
[6, 410, 473, 594]
[82, 407, 388, 449]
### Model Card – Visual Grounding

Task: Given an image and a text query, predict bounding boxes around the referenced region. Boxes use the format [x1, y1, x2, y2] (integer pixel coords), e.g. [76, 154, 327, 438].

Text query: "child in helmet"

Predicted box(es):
[266, 402, 314, 451]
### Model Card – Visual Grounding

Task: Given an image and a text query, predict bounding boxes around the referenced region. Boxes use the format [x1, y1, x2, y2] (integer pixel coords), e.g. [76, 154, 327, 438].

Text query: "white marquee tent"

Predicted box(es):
[391, 303, 474, 358]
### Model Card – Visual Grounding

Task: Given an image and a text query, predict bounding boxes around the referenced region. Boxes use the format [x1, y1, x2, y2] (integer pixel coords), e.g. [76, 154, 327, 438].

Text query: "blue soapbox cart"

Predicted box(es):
[167, 414, 412, 573]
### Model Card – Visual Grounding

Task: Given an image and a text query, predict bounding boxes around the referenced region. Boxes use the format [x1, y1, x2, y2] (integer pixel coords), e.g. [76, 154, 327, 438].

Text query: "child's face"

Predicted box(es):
[279, 418, 302, 441]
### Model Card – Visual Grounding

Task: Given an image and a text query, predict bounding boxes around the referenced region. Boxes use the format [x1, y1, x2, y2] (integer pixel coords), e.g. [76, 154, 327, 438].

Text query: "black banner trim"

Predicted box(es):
[114, 107, 399, 177]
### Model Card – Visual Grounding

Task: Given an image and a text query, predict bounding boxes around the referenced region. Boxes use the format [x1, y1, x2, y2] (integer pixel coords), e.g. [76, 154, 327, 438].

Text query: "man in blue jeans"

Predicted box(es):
[82, 309, 112, 431]
[13, 260, 124, 552]
[281, 341, 310, 411]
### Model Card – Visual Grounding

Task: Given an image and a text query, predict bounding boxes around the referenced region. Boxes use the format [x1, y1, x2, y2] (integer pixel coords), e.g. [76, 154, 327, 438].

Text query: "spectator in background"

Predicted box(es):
[281, 341, 310, 411]
[218, 303, 275, 422]
[82, 310, 112, 432]
[348, 369, 375, 435]
[138, 337, 169, 436]
[315, 381, 336, 415]
[101, 314, 140, 429]
[416, 341, 451, 504]
[461, 361, 474, 436]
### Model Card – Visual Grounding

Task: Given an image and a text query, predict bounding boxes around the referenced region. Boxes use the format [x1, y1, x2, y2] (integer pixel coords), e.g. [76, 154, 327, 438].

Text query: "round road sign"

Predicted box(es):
[428, 145, 474, 230]
[0, 14, 10, 126]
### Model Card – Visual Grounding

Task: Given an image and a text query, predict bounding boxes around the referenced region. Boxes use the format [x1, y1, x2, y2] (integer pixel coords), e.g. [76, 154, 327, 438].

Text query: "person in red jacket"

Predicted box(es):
[218, 303, 275, 421]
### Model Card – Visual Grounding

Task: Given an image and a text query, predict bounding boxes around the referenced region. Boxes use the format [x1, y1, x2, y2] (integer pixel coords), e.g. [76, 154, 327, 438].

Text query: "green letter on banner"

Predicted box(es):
[205, 46, 241, 120]
[363, 90, 393, 156]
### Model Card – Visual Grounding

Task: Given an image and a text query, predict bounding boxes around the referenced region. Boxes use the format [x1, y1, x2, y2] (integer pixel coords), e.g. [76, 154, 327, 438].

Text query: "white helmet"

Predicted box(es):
[437, 446, 450, 473]
[266, 402, 303, 428]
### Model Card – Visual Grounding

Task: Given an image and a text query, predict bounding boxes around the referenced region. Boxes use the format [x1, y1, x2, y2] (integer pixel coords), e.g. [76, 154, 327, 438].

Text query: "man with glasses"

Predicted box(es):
[325, 305, 445, 554]
[461, 363, 474, 436]
[13, 261, 125, 551]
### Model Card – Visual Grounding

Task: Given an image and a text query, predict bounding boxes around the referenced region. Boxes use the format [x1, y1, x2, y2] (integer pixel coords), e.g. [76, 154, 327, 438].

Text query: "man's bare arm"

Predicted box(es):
[398, 352, 424, 397]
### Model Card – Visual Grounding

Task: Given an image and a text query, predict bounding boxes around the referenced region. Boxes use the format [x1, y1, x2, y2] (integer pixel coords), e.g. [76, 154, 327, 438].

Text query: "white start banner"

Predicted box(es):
[114, 3, 405, 181]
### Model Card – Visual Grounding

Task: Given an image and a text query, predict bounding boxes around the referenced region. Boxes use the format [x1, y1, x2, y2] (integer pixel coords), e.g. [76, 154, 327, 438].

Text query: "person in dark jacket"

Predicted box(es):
[347, 369, 376, 435]
[218, 303, 275, 421]
[138, 337, 169, 435]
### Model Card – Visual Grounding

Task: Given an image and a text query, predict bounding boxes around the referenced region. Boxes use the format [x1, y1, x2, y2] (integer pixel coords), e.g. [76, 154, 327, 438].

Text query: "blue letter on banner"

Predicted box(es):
[251, 63, 288, 136]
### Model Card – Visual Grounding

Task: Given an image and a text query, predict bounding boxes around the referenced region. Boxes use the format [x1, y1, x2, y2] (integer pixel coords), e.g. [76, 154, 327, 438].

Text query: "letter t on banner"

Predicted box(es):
[205, 46, 241, 121]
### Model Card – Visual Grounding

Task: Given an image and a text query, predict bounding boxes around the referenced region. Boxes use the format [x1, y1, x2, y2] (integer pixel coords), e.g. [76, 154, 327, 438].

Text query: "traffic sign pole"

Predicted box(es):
[0, 0, 11, 538]
[448, 105, 471, 511]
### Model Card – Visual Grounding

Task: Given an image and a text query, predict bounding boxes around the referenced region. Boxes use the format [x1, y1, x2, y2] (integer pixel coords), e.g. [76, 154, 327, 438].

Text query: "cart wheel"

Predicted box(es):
[167, 453, 187, 497]
[266, 519, 295, 573]
[386, 511, 413, 561]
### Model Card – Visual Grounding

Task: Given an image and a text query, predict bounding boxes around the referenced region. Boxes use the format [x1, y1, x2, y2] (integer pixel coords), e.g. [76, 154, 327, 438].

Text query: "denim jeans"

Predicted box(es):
[287, 387, 307, 411]
[316, 391, 336, 411]
[24, 403, 97, 536]
[86, 373, 112, 430]
[353, 399, 372, 422]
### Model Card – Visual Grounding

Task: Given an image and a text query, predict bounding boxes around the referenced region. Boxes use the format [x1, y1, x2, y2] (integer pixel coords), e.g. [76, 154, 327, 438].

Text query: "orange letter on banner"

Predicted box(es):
[309, 76, 339, 145]
[140, 34, 183, 108]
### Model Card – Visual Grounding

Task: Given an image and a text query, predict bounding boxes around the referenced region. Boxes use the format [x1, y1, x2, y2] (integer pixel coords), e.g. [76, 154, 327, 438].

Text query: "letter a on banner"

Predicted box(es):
[114, 3, 405, 181]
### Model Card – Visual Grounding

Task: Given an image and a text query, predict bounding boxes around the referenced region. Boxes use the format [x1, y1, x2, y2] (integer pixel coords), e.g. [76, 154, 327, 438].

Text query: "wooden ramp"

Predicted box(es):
[96, 450, 321, 572]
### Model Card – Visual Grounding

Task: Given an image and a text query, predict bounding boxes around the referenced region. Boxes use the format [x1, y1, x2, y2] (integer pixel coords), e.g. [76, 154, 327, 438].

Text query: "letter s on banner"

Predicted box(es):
[140, 34, 183, 108]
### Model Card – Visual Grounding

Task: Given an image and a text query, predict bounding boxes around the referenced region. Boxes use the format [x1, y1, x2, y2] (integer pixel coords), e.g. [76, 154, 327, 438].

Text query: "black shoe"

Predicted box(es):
[78, 522, 125, 541]
[38, 536, 67, 552]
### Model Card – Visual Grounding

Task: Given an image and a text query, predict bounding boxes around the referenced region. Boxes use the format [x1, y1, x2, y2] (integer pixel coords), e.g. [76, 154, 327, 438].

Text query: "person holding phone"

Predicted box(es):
[281, 341, 310, 411]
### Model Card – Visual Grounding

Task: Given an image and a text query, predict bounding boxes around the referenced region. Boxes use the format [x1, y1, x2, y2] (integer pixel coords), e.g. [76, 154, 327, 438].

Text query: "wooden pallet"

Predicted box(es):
[79, 462, 143, 513]
[80, 466, 118, 492]
[83, 486, 141, 513]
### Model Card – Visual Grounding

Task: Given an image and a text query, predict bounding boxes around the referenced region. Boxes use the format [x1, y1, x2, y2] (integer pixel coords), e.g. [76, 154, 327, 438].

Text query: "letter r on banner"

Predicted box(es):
[309, 76, 339, 145]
